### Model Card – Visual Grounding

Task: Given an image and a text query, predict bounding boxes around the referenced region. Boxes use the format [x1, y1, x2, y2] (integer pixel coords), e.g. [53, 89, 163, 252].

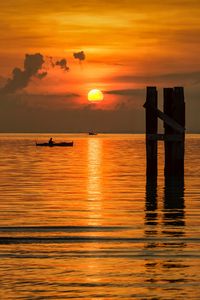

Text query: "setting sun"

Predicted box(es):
[88, 89, 104, 102]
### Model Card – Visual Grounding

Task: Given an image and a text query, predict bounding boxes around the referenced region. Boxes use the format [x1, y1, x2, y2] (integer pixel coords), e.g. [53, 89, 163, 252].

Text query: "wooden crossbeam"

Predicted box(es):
[143, 102, 185, 133]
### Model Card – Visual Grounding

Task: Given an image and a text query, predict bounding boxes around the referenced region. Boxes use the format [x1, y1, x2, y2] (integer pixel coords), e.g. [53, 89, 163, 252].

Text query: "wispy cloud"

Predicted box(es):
[104, 88, 144, 96]
[55, 59, 69, 71]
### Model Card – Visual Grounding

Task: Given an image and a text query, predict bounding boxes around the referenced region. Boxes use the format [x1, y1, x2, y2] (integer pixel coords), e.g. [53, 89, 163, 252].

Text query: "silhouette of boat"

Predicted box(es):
[88, 132, 97, 135]
[36, 141, 73, 147]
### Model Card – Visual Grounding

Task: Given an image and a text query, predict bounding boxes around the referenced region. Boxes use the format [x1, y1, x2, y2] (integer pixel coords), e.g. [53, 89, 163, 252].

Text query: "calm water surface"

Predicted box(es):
[0, 134, 199, 299]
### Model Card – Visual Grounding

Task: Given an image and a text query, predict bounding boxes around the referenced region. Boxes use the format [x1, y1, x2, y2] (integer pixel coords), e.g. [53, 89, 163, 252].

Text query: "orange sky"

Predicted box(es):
[0, 0, 200, 132]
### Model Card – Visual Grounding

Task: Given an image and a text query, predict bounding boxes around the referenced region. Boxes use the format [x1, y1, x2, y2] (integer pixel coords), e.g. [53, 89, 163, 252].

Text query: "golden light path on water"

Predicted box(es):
[87, 138, 102, 224]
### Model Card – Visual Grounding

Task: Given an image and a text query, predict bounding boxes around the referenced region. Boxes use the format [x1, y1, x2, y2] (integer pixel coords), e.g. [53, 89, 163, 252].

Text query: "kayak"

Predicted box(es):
[36, 142, 73, 147]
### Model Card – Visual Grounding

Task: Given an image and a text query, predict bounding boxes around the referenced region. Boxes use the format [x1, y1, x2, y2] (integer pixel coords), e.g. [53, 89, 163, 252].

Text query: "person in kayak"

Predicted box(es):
[48, 137, 54, 145]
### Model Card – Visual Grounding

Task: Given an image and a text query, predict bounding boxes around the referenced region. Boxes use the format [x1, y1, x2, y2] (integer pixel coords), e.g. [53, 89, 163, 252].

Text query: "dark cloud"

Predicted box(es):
[55, 59, 69, 71]
[0, 75, 8, 88]
[46, 56, 70, 71]
[0, 96, 144, 133]
[114, 71, 200, 86]
[103, 88, 145, 110]
[104, 88, 144, 96]
[0, 92, 80, 111]
[46, 56, 55, 67]
[73, 51, 85, 62]
[37, 71, 48, 79]
[1, 53, 47, 94]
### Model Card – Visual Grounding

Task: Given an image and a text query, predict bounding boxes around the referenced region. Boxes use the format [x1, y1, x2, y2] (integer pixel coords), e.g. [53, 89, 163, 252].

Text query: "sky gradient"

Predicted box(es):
[0, 0, 200, 132]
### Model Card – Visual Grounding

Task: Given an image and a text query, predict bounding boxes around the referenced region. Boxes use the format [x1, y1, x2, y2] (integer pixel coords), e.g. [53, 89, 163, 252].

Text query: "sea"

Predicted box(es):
[0, 133, 199, 299]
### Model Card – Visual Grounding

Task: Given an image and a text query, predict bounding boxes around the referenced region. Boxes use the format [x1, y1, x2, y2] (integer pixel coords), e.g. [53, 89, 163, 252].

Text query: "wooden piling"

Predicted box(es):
[145, 87, 158, 178]
[164, 87, 185, 177]
[164, 88, 174, 176]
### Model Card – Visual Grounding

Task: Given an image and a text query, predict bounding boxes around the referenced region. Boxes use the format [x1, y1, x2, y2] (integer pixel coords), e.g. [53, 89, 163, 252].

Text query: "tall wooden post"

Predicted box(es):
[173, 87, 185, 176]
[164, 88, 174, 176]
[164, 87, 185, 177]
[145, 87, 158, 178]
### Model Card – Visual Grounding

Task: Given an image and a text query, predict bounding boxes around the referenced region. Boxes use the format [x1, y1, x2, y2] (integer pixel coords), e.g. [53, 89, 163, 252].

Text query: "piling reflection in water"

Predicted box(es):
[145, 177, 158, 244]
[145, 175, 185, 235]
[145, 178, 158, 225]
[163, 176, 185, 230]
[145, 175, 185, 234]
[144, 175, 187, 292]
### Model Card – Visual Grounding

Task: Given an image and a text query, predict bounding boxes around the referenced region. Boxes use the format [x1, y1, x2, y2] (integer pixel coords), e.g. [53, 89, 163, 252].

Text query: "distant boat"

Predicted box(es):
[88, 132, 97, 135]
[36, 141, 74, 147]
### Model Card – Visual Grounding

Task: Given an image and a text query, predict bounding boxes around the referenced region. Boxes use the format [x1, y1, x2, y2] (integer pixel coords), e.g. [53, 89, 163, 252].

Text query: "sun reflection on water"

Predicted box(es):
[87, 138, 103, 225]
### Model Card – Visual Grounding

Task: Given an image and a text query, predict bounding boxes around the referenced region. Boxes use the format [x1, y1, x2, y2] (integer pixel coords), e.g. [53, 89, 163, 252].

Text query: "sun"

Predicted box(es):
[88, 89, 104, 102]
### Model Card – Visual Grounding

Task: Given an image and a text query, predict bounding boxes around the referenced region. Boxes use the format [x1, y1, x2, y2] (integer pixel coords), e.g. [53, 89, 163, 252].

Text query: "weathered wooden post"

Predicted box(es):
[164, 87, 185, 177]
[144, 86, 185, 180]
[144, 87, 158, 179]
[144, 86, 185, 215]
